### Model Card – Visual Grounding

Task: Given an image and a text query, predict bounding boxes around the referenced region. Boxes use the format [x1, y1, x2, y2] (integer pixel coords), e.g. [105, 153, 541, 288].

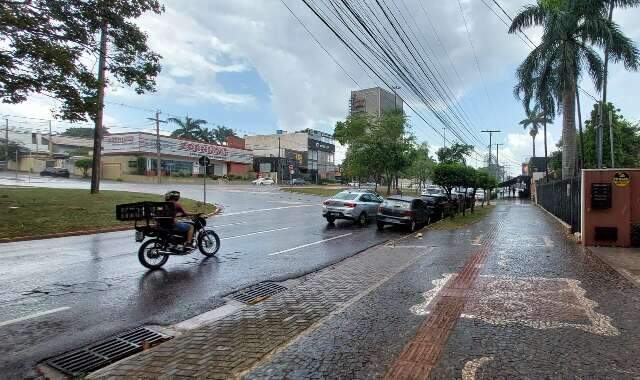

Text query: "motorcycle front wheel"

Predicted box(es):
[198, 230, 221, 257]
[138, 239, 169, 269]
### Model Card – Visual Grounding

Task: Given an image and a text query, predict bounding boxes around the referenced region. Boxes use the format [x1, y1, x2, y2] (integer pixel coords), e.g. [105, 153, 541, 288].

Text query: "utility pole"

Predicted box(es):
[48, 120, 53, 156]
[609, 110, 615, 168]
[277, 137, 281, 184]
[597, 102, 603, 168]
[4, 118, 8, 164]
[90, 18, 108, 194]
[496, 143, 504, 181]
[147, 111, 167, 184]
[481, 130, 500, 170]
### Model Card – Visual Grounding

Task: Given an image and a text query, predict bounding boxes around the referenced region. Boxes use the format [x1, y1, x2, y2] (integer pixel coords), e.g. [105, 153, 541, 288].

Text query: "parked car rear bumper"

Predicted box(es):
[376, 215, 412, 225]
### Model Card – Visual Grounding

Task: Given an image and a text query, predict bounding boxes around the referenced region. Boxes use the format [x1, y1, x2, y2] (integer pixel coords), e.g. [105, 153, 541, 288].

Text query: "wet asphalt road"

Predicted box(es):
[0, 174, 406, 378]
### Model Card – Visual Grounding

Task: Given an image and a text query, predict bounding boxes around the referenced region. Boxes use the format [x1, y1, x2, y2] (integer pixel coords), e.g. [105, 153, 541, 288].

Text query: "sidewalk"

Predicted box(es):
[90, 201, 640, 379]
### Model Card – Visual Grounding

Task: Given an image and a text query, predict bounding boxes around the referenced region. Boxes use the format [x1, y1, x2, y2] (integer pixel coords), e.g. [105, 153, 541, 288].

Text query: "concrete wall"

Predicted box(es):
[245, 133, 308, 157]
[582, 169, 640, 247]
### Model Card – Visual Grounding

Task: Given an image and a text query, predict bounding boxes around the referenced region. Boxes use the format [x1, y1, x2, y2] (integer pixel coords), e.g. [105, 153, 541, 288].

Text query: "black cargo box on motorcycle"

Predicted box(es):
[116, 201, 176, 221]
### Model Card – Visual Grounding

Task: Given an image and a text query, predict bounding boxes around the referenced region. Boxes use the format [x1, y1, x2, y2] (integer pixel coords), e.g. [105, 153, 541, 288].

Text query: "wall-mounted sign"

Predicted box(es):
[591, 183, 612, 209]
[613, 172, 631, 187]
[308, 138, 335, 153]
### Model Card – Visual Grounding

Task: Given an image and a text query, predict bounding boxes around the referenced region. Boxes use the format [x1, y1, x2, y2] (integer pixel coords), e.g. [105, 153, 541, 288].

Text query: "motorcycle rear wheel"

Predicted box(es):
[198, 230, 220, 257]
[138, 239, 169, 269]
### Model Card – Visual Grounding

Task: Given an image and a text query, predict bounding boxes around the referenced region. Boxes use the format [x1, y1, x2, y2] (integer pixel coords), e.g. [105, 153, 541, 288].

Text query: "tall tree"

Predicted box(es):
[582, 102, 640, 168]
[435, 143, 473, 165]
[405, 142, 435, 191]
[1, 1, 164, 193]
[61, 127, 96, 139]
[519, 107, 552, 158]
[213, 126, 237, 144]
[510, 0, 639, 178]
[168, 116, 207, 140]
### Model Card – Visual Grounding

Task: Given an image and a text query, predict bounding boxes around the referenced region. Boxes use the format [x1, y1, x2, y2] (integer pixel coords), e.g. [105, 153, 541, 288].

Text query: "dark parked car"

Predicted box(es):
[290, 178, 306, 185]
[421, 194, 452, 221]
[40, 167, 70, 178]
[377, 195, 431, 232]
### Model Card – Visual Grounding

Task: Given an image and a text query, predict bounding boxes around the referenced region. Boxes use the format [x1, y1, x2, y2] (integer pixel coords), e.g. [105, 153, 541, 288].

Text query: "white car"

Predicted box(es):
[421, 186, 445, 197]
[252, 177, 275, 185]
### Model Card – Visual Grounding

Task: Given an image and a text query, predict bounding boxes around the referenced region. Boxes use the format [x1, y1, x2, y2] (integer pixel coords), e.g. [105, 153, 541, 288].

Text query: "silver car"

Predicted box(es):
[322, 190, 383, 225]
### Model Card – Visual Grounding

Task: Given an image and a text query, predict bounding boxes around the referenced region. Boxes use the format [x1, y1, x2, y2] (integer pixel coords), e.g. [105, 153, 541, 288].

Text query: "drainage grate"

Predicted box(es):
[231, 282, 288, 304]
[45, 327, 172, 377]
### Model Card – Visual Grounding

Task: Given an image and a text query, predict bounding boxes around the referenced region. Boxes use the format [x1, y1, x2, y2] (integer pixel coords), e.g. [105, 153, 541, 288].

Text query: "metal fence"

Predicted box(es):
[536, 176, 581, 233]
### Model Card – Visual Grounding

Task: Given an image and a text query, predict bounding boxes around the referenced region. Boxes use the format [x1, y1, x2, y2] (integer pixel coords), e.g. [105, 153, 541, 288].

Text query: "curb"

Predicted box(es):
[0, 210, 219, 244]
[534, 202, 572, 235]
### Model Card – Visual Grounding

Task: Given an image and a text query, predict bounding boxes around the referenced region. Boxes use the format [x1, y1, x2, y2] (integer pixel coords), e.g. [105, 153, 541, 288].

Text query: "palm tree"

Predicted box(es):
[196, 127, 217, 143]
[168, 116, 207, 140]
[509, 0, 639, 178]
[519, 108, 552, 158]
[213, 126, 237, 144]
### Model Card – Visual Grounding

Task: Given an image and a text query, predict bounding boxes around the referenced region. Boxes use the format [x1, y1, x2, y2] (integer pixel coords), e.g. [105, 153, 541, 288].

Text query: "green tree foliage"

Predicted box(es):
[0, 1, 164, 122]
[432, 163, 466, 198]
[213, 126, 237, 144]
[435, 143, 473, 164]
[404, 143, 435, 190]
[510, 0, 640, 178]
[0, 140, 26, 161]
[61, 127, 95, 138]
[169, 117, 208, 140]
[582, 102, 640, 168]
[335, 110, 415, 194]
[74, 158, 92, 177]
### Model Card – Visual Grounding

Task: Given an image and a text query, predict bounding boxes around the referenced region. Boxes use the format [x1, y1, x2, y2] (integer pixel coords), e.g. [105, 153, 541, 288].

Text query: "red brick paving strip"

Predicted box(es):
[385, 221, 503, 380]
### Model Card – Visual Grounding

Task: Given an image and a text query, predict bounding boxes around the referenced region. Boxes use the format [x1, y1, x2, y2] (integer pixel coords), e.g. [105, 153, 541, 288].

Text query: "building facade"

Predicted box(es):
[244, 129, 335, 182]
[349, 87, 403, 116]
[102, 132, 252, 180]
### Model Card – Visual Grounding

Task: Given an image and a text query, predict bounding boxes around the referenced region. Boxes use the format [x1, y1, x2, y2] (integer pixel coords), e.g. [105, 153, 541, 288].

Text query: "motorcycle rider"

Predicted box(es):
[164, 190, 196, 248]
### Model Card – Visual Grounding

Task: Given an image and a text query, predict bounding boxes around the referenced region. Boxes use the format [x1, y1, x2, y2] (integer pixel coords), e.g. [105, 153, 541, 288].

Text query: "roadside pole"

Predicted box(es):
[199, 156, 210, 206]
[609, 110, 615, 168]
[147, 111, 166, 184]
[4, 118, 8, 167]
[48, 120, 52, 156]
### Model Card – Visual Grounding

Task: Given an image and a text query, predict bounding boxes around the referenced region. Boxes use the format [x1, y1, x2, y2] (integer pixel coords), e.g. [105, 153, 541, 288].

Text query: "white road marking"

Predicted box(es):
[211, 221, 250, 228]
[219, 204, 318, 216]
[0, 307, 70, 328]
[268, 233, 353, 256]
[222, 227, 292, 240]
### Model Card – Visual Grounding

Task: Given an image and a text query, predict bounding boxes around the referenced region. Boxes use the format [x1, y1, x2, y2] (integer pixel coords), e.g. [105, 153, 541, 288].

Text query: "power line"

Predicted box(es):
[279, 0, 360, 86]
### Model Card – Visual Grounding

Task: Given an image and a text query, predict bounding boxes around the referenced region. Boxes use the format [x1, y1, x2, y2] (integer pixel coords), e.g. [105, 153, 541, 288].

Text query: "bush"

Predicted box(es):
[74, 158, 92, 178]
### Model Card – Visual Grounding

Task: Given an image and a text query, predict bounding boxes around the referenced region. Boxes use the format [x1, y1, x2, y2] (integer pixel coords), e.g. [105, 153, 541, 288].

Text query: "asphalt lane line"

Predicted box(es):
[211, 221, 250, 228]
[219, 204, 318, 216]
[0, 307, 70, 328]
[222, 227, 292, 240]
[268, 233, 353, 256]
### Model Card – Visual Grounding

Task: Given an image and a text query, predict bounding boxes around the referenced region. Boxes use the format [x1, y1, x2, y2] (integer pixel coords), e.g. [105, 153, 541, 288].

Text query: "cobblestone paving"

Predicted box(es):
[89, 244, 426, 379]
[428, 201, 640, 379]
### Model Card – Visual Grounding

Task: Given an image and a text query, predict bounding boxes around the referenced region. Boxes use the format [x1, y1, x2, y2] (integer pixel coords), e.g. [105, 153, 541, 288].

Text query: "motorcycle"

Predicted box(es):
[117, 202, 221, 269]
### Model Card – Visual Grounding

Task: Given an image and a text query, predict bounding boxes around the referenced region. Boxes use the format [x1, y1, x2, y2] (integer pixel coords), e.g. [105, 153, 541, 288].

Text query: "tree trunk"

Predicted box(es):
[576, 87, 585, 171]
[532, 134, 536, 157]
[90, 18, 108, 194]
[562, 79, 577, 179]
[543, 110, 549, 181]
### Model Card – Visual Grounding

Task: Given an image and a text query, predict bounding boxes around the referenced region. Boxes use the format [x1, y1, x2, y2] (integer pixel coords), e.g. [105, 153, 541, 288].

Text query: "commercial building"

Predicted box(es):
[101, 132, 252, 180]
[245, 129, 336, 182]
[349, 87, 403, 116]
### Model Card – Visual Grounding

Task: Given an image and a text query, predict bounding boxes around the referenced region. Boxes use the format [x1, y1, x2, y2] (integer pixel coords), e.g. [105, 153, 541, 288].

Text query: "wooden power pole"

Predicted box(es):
[90, 18, 108, 194]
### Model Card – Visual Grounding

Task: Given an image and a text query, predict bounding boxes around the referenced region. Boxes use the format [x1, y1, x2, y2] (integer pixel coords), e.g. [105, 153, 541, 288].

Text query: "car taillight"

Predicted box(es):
[403, 210, 414, 217]
[345, 202, 356, 208]
[378, 206, 383, 213]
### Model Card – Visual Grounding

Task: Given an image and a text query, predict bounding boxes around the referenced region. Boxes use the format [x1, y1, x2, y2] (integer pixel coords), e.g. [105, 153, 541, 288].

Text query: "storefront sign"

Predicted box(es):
[591, 183, 612, 209]
[103, 133, 252, 164]
[613, 172, 630, 187]
[308, 138, 335, 153]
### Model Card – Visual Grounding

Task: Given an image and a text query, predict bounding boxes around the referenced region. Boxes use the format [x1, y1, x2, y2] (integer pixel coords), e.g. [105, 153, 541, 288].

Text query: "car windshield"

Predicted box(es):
[332, 192, 359, 200]
[383, 199, 411, 209]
